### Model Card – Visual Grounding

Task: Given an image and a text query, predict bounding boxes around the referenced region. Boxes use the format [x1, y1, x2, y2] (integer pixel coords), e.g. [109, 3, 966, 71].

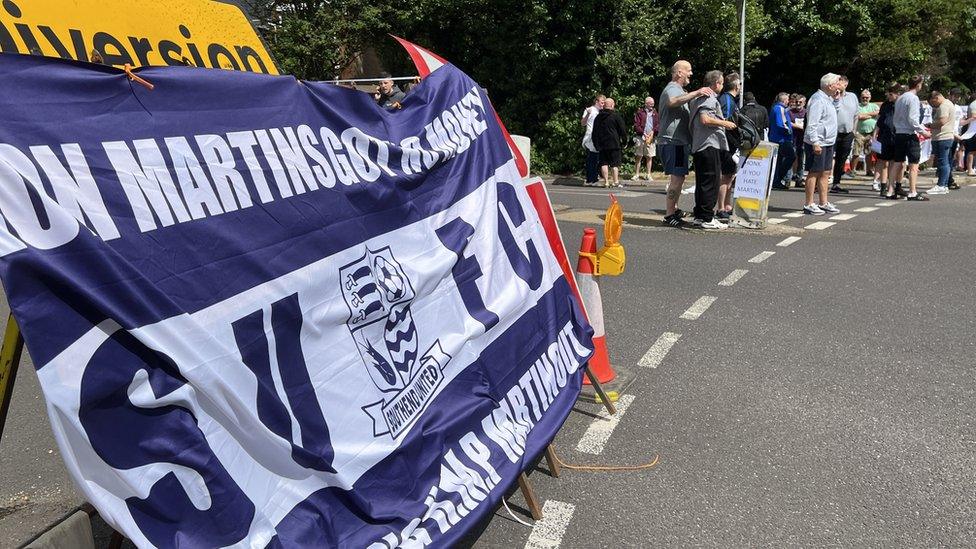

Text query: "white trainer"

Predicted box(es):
[819, 202, 840, 214]
[803, 204, 825, 215]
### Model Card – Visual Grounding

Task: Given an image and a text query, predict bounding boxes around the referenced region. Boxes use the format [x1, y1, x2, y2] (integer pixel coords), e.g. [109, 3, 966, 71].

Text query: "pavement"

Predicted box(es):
[3, 169, 976, 547]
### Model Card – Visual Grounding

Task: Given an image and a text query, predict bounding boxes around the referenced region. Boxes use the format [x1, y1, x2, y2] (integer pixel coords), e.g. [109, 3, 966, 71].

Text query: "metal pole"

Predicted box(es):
[739, 0, 746, 107]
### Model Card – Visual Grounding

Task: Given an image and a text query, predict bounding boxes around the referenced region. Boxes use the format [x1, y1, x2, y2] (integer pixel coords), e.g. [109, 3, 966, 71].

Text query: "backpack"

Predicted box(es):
[720, 94, 742, 150]
[732, 111, 761, 152]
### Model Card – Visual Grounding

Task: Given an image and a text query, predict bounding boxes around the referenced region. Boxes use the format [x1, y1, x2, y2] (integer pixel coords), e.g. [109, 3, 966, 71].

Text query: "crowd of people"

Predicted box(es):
[581, 61, 976, 229]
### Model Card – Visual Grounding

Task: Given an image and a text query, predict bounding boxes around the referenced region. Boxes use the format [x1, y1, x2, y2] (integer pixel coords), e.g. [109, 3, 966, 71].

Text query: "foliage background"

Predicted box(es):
[241, 0, 976, 174]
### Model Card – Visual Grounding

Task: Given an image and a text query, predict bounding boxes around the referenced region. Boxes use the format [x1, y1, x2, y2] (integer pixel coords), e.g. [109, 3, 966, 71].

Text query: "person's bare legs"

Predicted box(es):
[804, 171, 818, 205]
[817, 171, 830, 204]
[645, 156, 653, 181]
[633, 156, 643, 179]
[612, 166, 620, 187]
[665, 175, 685, 215]
[907, 163, 919, 194]
[601, 164, 609, 187]
[876, 159, 888, 186]
[886, 161, 903, 195]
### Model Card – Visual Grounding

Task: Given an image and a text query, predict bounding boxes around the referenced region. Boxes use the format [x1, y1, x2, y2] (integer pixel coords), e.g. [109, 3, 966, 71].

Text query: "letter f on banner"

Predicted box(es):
[231, 293, 336, 473]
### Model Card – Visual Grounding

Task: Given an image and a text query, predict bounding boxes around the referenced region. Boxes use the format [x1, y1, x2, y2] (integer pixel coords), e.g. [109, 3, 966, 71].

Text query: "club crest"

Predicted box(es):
[340, 247, 450, 438]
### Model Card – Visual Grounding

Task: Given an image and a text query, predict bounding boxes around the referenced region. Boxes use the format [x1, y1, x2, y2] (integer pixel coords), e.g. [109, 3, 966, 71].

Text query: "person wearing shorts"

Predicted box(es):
[632, 97, 657, 181]
[802, 73, 842, 215]
[657, 60, 714, 227]
[591, 98, 628, 187]
[886, 75, 930, 200]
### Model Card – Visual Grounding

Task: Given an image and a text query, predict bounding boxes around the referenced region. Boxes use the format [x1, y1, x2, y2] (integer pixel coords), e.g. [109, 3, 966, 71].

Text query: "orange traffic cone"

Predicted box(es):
[576, 228, 616, 384]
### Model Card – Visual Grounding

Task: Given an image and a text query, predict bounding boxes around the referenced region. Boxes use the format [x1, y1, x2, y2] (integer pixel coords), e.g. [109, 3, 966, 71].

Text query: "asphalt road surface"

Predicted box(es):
[2, 170, 975, 547]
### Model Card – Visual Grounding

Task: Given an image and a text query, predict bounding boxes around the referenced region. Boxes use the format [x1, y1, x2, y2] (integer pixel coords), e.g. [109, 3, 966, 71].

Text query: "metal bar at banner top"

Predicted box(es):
[0, 313, 25, 443]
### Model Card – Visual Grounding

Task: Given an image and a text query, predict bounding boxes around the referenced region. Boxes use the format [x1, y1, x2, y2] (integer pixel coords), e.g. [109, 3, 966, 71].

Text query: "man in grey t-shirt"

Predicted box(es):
[688, 70, 737, 229]
[830, 75, 859, 193]
[656, 60, 714, 227]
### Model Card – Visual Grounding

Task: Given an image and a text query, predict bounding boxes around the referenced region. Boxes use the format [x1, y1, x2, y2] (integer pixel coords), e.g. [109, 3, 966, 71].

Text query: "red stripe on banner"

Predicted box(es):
[391, 35, 432, 77]
[493, 108, 529, 178]
[525, 179, 585, 318]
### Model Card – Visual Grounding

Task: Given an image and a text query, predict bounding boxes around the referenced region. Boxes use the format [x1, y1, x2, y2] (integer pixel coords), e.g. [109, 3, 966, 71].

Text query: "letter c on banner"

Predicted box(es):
[0, 144, 79, 249]
[496, 182, 543, 290]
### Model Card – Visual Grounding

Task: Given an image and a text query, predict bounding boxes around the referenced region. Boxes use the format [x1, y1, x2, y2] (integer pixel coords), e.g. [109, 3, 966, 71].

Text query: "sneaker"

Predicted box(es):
[631, 175, 642, 181]
[662, 213, 686, 228]
[674, 208, 688, 219]
[716, 210, 732, 221]
[883, 193, 902, 200]
[872, 180, 881, 191]
[968, 170, 976, 177]
[583, 181, 598, 187]
[906, 193, 930, 201]
[803, 204, 825, 215]
[694, 218, 727, 230]
[819, 202, 840, 213]
[829, 186, 850, 194]
[926, 186, 947, 195]
[949, 182, 961, 190]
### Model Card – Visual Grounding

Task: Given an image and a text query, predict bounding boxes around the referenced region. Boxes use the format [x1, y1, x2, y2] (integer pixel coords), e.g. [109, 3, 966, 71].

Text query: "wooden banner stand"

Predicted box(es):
[0, 314, 24, 443]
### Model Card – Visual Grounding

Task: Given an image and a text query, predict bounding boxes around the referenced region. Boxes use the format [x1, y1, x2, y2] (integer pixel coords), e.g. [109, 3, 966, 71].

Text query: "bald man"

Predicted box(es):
[658, 60, 715, 227]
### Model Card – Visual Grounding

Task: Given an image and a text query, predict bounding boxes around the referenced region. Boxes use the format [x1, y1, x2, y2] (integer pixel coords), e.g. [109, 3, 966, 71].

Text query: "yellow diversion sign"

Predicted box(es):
[0, 0, 277, 73]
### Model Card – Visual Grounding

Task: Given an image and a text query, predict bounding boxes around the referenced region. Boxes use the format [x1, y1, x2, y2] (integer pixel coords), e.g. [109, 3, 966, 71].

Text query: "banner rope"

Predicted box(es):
[548, 444, 660, 472]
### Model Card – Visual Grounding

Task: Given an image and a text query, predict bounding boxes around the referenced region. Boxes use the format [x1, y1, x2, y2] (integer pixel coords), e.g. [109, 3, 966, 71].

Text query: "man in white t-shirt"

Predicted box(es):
[581, 94, 605, 186]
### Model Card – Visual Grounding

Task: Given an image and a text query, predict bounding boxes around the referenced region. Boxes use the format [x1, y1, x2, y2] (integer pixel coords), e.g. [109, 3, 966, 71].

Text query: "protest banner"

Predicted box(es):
[0, 52, 592, 547]
[733, 142, 778, 228]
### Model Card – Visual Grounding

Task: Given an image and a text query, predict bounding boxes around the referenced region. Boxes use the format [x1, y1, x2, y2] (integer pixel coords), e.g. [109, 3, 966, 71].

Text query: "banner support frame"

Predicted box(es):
[0, 313, 25, 443]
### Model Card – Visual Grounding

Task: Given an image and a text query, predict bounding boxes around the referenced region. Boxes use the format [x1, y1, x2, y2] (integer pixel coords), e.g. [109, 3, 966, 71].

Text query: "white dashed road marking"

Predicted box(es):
[805, 221, 835, 230]
[576, 394, 635, 454]
[874, 202, 898, 207]
[854, 207, 879, 212]
[835, 198, 859, 204]
[777, 236, 802, 247]
[767, 218, 787, 225]
[718, 269, 748, 287]
[639, 332, 681, 369]
[524, 500, 576, 549]
[783, 212, 805, 218]
[830, 213, 858, 221]
[680, 296, 717, 320]
[749, 251, 776, 263]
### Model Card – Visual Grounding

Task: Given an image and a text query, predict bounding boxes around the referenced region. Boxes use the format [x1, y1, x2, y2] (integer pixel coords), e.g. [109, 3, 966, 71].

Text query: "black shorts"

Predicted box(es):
[965, 136, 976, 154]
[803, 143, 835, 172]
[719, 149, 737, 175]
[656, 142, 690, 176]
[889, 133, 921, 164]
[599, 148, 622, 167]
[878, 137, 898, 161]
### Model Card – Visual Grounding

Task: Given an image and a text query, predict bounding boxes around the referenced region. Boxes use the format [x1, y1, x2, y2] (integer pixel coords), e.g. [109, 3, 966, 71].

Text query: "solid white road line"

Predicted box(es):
[524, 500, 576, 549]
[749, 251, 776, 263]
[835, 198, 859, 204]
[639, 332, 681, 369]
[854, 206, 879, 212]
[782, 212, 805, 218]
[805, 221, 836, 230]
[576, 394, 635, 455]
[830, 213, 858, 221]
[718, 269, 748, 287]
[680, 296, 717, 320]
[767, 218, 787, 225]
[874, 202, 897, 207]
[777, 236, 802, 247]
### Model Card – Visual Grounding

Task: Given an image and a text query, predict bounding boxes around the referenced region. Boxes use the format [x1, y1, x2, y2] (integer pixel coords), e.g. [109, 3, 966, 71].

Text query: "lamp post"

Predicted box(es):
[739, 0, 746, 107]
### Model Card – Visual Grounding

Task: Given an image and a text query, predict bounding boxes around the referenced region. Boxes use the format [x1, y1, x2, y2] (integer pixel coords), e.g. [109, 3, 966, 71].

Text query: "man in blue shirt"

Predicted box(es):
[768, 92, 795, 189]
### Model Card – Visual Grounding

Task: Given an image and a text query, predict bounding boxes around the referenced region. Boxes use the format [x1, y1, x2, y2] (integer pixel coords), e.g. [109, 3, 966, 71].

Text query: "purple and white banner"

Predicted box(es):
[0, 53, 591, 547]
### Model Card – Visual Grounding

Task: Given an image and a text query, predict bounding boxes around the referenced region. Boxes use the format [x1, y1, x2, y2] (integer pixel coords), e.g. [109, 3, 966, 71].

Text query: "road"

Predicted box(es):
[2, 171, 975, 547]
